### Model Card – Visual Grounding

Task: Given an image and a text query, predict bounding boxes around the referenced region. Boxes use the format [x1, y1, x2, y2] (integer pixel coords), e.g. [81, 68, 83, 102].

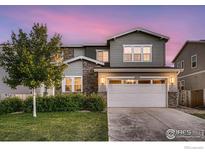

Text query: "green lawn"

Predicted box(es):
[192, 113, 205, 120]
[0, 112, 108, 141]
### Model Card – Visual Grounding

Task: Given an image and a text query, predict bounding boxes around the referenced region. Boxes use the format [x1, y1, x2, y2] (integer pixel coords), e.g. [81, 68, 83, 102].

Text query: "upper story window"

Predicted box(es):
[181, 60, 184, 69]
[96, 50, 109, 62]
[176, 62, 181, 68]
[176, 60, 184, 71]
[123, 45, 152, 62]
[191, 55, 197, 69]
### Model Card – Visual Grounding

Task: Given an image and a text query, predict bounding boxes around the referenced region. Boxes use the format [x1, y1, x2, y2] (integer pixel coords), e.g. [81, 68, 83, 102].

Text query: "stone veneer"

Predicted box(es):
[82, 60, 101, 94]
[168, 92, 178, 108]
[61, 47, 74, 60]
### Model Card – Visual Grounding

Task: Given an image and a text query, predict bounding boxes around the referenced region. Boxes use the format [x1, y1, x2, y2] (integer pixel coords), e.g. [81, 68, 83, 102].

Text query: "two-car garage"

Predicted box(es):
[107, 78, 167, 107]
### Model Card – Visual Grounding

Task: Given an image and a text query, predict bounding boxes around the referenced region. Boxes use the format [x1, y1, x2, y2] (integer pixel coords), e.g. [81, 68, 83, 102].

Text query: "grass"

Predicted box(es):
[192, 113, 205, 120]
[0, 112, 108, 141]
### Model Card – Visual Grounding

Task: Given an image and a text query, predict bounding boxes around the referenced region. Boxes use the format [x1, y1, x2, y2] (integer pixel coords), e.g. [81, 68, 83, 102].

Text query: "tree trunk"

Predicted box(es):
[33, 88, 37, 117]
[52, 86, 55, 96]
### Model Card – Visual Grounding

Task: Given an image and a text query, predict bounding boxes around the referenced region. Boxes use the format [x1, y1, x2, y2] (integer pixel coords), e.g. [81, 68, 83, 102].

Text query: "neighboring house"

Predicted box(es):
[0, 46, 32, 99]
[172, 40, 205, 107]
[0, 46, 51, 99]
[62, 28, 181, 107]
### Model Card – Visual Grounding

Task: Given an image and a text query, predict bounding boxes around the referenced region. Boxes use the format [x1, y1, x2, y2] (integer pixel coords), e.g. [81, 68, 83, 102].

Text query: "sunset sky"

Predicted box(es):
[0, 6, 205, 65]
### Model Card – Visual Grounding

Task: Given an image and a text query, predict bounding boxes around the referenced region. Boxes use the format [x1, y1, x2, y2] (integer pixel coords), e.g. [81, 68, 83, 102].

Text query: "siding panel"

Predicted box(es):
[109, 31, 166, 67]
[64, 61, 83, 76]
[74, 48, 85, 57]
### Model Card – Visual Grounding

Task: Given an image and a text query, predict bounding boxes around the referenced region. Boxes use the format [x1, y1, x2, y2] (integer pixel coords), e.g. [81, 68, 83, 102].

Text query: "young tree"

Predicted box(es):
[0, 23, 66, 117]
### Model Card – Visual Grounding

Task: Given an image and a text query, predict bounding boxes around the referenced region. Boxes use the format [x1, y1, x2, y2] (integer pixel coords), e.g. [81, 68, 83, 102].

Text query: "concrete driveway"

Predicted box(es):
[108, 108, 205, 141]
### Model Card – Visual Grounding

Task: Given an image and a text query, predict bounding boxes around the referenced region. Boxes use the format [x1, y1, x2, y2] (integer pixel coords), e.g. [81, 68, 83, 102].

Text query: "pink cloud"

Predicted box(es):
[4, 8, 125, 44]
[2, 7, 200, 65]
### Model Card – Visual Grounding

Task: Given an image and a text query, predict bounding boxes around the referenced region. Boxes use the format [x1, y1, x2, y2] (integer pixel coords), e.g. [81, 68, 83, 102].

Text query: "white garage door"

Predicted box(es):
[107, 80, 167, 107]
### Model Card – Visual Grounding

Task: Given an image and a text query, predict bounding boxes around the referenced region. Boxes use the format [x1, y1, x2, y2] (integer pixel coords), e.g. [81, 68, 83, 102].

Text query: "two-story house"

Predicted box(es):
[62, 28, 181, 107]
[0, 28, 181, 107]
[172, 40, 205, 107]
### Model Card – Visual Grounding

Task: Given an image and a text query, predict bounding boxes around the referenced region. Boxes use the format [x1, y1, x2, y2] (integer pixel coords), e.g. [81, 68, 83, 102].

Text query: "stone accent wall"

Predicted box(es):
[61, 47, 74, 60]
[168, 92, 178, 108]
[82, 60, 100, 94]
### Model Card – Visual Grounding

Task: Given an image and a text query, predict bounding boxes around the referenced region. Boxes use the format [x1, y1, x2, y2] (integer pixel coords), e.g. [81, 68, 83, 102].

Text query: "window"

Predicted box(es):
[74, 77, 82, 92]
[176, 62, 181, 68]
[133, 47, 141, 62]
[123, 45, 152, 62]
[180, 80, 185, 90]
[191, 55, 197, 69]
[153, 80, 165, 84]
[138, 80, 151, 84]
[65, 78, 72, 92]
[123, 47, 132, 62]
[64, 76, 82, 92]
[109, 80, 122, 84]
[96, 50, 109, 62]
[124, 79, 137, 84]
[181, 60, 184, 69]
[143, 47, 152, 62]
[51, 53, 63, 63]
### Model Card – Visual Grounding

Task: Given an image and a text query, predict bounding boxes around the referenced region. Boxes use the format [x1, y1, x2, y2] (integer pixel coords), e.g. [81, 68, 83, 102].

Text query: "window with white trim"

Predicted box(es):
[176, 62, 181, 68]
[64, 76, 82, 92]
[123, 45, 152, 62]
[96, 50, 109, 62]
[181, 60, 184, 69]
[191, 55, 197, 69]
[179, 80, 185, 90]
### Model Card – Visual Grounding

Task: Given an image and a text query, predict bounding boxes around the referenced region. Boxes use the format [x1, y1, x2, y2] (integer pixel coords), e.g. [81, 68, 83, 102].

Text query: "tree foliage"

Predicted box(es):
[0, 23, 66, 89]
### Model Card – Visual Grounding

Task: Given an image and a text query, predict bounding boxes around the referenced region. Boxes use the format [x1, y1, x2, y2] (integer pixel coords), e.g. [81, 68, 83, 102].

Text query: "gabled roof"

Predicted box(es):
[172, 40, 205, 62]
[63, 56, 104, 66]
[61, 43, 107, 48]
[107, 27, 169, 41]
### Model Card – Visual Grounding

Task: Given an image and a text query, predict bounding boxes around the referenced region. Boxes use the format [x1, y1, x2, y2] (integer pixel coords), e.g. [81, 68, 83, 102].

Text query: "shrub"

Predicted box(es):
[23, 94, 86, 113]
[23, 96, 33, 113]
[0, 93, 105, 115]
[84, 94, 105, 112]
[0, 97, 24, 114]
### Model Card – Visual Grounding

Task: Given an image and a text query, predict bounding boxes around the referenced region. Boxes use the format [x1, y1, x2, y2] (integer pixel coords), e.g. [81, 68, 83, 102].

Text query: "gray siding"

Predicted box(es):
[174, 42, 205, 90]
[74, 48, 85, 57]
[64, 60, 83, 76]
[109, 31, 166, 67]
[174, 43, 205, 77]
[179, 72, 205, 90]
[0, 47, 31, 97]
[0, 68, 32, 95]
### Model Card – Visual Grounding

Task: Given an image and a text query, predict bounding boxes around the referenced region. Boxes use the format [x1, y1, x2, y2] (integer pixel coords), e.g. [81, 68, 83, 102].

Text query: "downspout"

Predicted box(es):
[176, 69, 182, 107]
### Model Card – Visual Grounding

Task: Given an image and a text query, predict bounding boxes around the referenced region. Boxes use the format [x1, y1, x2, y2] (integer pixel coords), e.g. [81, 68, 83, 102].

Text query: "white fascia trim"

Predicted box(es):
[64, 56, 104, 66]
[107, 76, 135, 79]
[94, 68, 182, 73]
[108, 28, 169, 40]
[178, 69, 205, 79]
[140, 76, 169, 79]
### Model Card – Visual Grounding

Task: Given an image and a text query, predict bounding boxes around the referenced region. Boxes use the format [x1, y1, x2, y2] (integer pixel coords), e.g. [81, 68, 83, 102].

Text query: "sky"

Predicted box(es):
[0, 6, 205, 65]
